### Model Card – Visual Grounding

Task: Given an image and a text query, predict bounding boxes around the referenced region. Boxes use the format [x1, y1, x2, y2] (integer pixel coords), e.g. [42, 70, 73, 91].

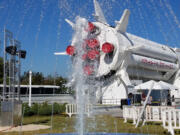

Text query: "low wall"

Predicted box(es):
[0, 100, 22, 126]
[20, 94, 75, 104]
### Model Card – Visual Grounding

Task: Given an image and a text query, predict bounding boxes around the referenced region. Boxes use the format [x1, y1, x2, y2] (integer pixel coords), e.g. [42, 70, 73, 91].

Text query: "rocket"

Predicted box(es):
[55, 0, 180, 100]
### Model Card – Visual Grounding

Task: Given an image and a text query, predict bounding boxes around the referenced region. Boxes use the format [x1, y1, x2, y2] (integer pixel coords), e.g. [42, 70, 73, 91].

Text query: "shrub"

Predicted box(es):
[53, 102, 66, 114]
[53, 102, 60, 114]
[59, 103, 66, 114]
[38, 102, 52, 116]
[22, 102, 66, 116]
[31, 103, 39, 115]
[22, 103, 33, 116]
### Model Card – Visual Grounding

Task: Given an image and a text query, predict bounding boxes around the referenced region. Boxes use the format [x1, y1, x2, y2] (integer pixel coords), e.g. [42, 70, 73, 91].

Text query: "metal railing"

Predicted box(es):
[123, 105, 174, 125]
[65, 104, 92, 117]
[102, 99, 121, 105]
[162, 109, 180, 135]
[123, 105, 144, 124]
[145, 106, 174, 122]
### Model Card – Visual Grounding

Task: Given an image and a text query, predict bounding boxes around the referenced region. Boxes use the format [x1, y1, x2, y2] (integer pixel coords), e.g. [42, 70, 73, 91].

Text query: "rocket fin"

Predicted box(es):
[115, 9, 130, 33]
[93, 0, 107, 24]
[65, 19, 75, 28]
[54, 52, 67, 55]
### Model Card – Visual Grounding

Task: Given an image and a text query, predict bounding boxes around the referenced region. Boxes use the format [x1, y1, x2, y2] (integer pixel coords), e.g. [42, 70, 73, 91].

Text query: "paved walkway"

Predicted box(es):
[92, 105, 123, 117]
[0, 124, 50, 132]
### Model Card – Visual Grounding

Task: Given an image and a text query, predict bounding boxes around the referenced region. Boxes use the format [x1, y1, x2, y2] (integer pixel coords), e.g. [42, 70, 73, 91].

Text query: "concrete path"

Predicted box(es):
[0, 124, 50, 132]
[92, 105, 123, 117]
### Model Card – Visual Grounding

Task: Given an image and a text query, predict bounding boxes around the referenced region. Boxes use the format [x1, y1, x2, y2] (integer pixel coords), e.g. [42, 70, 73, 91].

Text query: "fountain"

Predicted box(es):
[0, 0, 180, 135]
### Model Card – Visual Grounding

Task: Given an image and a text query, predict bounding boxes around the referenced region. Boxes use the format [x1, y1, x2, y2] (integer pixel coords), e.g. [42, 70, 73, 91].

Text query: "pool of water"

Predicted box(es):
[40, 133, 148, 135]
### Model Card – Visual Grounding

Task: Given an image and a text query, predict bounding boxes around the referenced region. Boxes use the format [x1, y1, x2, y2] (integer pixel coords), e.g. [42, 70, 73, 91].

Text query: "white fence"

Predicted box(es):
[123, 105, 178, 135]
[123, 105, 174, 124]
[102, 99, 121, 105]
[65, 104, 92, 117]
[162, 109, 180, 135]
[123, 106, 142, 124]
[145, 106, 174, 122]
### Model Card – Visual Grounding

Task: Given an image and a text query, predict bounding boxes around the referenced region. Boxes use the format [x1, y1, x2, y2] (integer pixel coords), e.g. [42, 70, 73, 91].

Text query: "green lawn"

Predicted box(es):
[1, 114, 180, 135]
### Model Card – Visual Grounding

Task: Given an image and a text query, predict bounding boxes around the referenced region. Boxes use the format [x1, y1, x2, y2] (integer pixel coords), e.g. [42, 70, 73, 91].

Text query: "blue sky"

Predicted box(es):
[0, 0, 180, 77]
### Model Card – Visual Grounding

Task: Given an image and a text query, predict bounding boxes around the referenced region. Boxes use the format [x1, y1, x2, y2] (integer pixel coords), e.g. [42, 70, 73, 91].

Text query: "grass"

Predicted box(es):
[1, 114, 179, 135]
[23, 115, 51, 125]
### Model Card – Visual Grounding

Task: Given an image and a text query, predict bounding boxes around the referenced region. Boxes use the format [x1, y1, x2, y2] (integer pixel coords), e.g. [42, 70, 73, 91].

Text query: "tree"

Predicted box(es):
[32, 72, 44, 85]
[55, 76, 68, 94]
[21, 71, 29, 85]
[21, 71, 45, 85]
[43, 75, 54, 85]
[20, 71, 70, 94]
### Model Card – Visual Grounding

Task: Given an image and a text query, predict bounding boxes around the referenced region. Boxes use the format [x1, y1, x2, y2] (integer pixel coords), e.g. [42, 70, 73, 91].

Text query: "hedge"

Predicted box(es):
[22, 102, 66, 116]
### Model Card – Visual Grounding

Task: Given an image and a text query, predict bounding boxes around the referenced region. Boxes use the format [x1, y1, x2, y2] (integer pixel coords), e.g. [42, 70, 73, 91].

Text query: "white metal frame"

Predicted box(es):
[65, 104, 92, 117]
[102, 98, 121, 105]
[123, 105, 174, 126]
[162, 109, 180, 135]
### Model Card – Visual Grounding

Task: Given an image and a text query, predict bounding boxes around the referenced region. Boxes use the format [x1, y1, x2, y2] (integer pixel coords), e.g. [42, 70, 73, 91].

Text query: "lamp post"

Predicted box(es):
[29, 70, 32, 107]
[3, 29, 13, 101]
[17, 49, 26, 101]
[5, 42, 26, 101]
[2, 29, 27, 127]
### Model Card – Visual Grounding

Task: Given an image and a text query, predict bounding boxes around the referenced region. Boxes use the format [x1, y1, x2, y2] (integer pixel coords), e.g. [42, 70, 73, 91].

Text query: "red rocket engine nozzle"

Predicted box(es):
[102, 42, 114, 53]
[83, 65, 94, 75]
[82, 53, 88, 60]
[86, 22, 100, 35]
[87, 49, 100, 60]
[86, 38, 99, 49]
[81, 22, 101, 76]
[87, 22, 96, 32]
[66, 45, 75, 55]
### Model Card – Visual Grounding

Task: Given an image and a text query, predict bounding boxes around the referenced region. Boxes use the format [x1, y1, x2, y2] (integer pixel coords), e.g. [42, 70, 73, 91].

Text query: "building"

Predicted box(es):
[0, 84, 74, 103]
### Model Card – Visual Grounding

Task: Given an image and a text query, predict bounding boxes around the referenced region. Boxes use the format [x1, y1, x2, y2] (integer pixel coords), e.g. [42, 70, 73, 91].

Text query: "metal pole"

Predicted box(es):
[12, 54, 15, 126]
[135, 82, 154, 128]
[3, 28, 7, 101]
[12, 40, 15, 101]
[3, 29, 13, 101]
[14, 39, 21, 101]
[15, 41, 21, 101]
[18, 51, 21, 101]
[28, 70, 32, 107]
[9, 58, 11, 99]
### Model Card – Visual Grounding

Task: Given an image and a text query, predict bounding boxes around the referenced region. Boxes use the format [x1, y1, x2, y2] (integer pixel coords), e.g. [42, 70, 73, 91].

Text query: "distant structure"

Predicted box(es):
[1, 29, 26, 126]
[0, 84, 74, 104]
[3, 29, 26, 101]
